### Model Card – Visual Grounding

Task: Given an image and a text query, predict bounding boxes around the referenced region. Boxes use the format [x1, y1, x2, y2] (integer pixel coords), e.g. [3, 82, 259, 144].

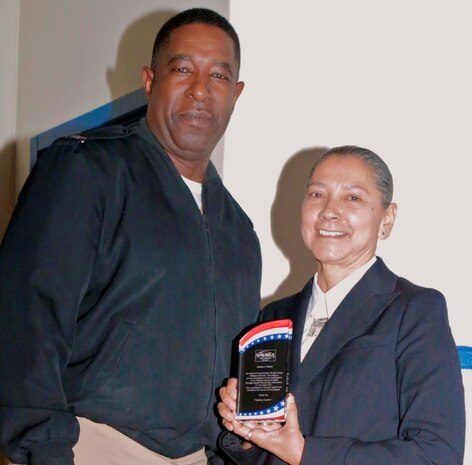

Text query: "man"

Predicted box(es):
[0, 8, 261, 465]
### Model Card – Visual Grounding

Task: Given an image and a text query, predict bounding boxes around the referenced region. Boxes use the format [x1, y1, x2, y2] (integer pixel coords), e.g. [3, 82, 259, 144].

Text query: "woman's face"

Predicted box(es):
[301, 155, 396, 273]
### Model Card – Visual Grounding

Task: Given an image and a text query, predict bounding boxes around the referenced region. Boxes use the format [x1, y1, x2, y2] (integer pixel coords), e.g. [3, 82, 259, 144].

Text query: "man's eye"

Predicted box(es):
[175, 67, 191, 74]
[212, 72, 228, 80]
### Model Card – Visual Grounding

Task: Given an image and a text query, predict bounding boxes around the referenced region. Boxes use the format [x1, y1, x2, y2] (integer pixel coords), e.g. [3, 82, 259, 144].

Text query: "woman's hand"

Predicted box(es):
[218, 383, 305, 465]
[218, 378, 282, 449]
[218, 378, 281, 430]
[218, 377, 238, 430]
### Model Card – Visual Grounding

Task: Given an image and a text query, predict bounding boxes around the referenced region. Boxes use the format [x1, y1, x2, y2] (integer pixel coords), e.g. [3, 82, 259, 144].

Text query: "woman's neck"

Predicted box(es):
[316, 256, 375, 292]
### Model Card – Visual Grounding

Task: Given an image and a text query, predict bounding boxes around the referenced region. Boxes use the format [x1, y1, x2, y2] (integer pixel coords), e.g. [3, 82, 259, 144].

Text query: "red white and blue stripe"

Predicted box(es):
[237, 399, 287, 421]
[239, 319, 293, 354]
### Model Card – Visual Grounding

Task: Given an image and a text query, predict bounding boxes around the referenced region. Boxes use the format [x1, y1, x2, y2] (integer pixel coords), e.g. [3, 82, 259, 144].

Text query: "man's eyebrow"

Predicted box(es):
[214, 61, 234, 75]
[166, 54, 236, 78]
[167, 54, 192, 65]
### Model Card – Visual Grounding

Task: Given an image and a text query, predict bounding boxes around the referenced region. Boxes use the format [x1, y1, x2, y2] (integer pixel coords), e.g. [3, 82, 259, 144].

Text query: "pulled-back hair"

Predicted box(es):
[310, 145, 394, 209]
[150, 8, 241, 71]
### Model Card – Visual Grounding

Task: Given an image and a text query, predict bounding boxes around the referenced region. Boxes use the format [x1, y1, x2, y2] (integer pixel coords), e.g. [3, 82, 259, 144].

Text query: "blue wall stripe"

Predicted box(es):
[30, 88, 147, 169]
[458, 346, 472, 369]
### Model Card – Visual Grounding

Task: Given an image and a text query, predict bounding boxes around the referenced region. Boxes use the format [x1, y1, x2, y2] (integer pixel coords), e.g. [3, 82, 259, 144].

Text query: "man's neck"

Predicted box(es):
[166, 152, 209, 183]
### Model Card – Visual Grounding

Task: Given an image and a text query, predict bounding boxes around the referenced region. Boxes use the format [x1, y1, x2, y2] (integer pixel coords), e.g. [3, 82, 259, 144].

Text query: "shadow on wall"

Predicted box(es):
[262, 147, 328, 308]
[0, 141, 16, 241]
[106, 9, 179, 101]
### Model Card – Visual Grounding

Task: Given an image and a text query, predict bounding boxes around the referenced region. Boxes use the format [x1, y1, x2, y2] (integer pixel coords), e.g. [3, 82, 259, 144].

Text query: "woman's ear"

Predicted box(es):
[378, 203, 397, 240]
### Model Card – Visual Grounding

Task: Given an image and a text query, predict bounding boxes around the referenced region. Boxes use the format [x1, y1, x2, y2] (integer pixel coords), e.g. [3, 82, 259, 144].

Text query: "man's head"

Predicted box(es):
[143, 8, 244, 181]
[150, 8, 241, 73]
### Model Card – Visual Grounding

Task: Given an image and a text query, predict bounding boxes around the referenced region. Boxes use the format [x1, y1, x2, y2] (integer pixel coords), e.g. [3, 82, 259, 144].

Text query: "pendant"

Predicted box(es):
[307, 317, 328, 338]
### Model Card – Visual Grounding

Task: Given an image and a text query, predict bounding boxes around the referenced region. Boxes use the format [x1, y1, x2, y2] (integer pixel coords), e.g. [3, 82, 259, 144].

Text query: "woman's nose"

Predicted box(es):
[318, 198, 340, 219]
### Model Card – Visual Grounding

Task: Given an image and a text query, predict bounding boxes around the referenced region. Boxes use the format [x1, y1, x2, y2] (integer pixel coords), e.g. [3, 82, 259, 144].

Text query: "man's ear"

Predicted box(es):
[232, 81, 245, 106]
[142, 66, 154, 98]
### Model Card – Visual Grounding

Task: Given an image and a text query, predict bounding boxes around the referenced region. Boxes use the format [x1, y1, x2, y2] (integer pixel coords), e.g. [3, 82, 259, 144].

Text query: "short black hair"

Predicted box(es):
[150, 8, 241, 71]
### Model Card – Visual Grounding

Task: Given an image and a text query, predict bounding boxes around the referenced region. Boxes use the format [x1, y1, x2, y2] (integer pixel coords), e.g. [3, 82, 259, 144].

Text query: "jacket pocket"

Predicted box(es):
[336, 334, 397, 439]
[81, 321, 135, 393]
[339, 334, 387, 353]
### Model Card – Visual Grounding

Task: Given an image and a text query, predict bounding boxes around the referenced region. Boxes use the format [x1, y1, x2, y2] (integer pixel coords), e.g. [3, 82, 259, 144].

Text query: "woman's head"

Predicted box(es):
[309, 146, 393, 209]
[301, 146, 397, 276]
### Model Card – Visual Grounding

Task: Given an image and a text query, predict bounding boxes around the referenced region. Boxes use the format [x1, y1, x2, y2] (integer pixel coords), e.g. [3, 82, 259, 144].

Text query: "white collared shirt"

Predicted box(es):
[301, 256, 377, 361]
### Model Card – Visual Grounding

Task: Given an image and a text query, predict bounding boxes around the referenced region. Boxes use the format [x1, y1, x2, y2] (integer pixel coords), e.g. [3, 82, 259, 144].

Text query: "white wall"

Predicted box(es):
[226, 0, 471, 461]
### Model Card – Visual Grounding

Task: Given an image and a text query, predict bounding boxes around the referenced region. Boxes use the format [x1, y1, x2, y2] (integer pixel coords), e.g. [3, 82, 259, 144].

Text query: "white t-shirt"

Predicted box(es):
[181, 175, 203, 213]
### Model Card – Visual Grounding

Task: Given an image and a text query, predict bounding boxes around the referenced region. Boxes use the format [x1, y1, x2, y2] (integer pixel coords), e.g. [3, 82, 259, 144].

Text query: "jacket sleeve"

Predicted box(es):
[219, 432, 273, 465]
[0, 141, 100, 465]
[300, 288, 465, 465]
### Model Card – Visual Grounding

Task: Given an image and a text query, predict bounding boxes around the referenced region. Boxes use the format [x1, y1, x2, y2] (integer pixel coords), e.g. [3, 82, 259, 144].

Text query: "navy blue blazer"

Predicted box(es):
[221, 257, 465, 465]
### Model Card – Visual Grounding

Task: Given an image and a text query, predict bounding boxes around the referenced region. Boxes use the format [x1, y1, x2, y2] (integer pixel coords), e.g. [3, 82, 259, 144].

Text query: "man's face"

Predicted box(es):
[143, 23, 244, 165]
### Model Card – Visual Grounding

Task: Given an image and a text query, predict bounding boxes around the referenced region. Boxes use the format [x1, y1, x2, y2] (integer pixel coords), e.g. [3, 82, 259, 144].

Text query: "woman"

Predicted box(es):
[218, 146, 465, 465]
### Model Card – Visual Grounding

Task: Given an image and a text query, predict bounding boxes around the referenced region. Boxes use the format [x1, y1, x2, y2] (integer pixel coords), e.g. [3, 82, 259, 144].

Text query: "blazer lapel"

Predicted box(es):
[286, 280, 312, 403]
[298, 258, 400, 386]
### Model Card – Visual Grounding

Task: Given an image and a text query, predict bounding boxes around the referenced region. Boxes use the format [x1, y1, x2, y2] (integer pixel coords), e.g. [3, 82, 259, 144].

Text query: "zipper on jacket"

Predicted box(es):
[201, 199, 218, 428]
[202, 213, 213, 267]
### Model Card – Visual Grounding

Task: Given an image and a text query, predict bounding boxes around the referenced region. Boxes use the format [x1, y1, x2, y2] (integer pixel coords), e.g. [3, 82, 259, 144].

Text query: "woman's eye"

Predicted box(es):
[348, 195, 361, 201]
[308, 191, 322, 198]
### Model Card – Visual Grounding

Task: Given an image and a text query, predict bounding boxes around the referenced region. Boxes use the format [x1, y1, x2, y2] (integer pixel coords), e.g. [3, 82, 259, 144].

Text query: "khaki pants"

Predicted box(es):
[73, 417, 208, 465]
[9, 417, 207, 465]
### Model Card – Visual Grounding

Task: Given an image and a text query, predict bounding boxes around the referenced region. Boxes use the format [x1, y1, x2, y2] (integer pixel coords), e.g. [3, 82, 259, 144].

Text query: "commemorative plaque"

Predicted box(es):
[235, 319, 292, 422]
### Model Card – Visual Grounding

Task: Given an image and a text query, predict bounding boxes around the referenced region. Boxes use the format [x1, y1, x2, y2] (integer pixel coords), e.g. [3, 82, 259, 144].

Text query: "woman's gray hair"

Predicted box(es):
[309, 145, 393, 209]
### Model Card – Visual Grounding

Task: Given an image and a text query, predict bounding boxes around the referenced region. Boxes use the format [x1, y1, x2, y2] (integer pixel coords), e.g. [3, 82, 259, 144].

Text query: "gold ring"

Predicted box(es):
[244, 429, 253, 441]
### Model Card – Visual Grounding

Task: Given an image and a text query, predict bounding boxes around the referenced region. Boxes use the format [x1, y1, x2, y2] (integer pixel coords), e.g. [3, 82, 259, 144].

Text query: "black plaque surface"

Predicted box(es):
[235, 319, 292, 422]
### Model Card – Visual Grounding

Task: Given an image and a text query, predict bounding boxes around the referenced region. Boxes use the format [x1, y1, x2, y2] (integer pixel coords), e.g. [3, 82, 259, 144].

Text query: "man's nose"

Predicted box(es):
[186, 72, 211, 102]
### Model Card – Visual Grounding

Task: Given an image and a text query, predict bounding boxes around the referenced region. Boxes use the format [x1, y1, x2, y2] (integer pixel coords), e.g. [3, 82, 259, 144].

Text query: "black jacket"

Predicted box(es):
[0, 119, 262, 465]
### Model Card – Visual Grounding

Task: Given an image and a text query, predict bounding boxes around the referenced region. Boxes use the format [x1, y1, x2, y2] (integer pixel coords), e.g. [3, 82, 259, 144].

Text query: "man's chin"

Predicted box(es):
[172, 137, 219, 160]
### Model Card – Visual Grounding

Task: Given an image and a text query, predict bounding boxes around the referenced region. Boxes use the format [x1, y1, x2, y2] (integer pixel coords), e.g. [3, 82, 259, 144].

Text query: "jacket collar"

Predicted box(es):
[135, 118, 219, 183]
[292, 257, 400, 387]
